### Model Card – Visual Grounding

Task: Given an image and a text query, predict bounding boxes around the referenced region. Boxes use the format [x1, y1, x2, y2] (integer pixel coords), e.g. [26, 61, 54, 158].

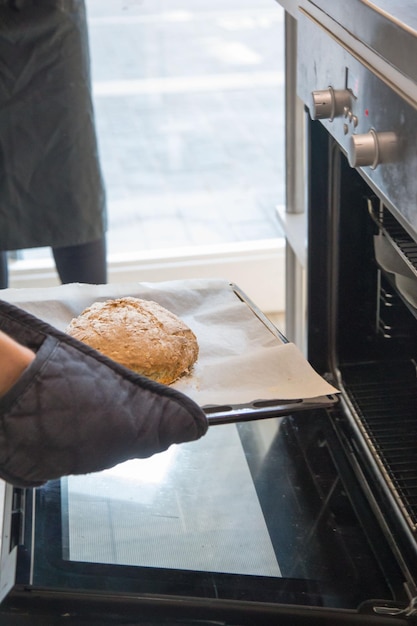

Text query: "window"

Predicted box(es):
[13, 0, 285, 313]
[19, 0, 284, 262]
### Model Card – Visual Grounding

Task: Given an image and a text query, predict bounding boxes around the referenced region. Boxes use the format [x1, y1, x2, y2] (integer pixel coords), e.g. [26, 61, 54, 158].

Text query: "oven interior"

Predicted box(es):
[308, 119, 417, 592]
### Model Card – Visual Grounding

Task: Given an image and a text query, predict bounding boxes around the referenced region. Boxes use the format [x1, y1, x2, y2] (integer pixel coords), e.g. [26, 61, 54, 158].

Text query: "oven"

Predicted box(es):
[0, 3, 417, 626]
[296, 0, 417, 621]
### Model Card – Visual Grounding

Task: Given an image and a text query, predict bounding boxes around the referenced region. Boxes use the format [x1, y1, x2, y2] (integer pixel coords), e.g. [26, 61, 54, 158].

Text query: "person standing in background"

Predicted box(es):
[0, 0, 107, 289]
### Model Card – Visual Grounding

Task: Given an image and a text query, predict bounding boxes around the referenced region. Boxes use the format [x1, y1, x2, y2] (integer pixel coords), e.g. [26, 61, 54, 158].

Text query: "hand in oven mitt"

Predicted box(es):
[0, 299, 208, 487]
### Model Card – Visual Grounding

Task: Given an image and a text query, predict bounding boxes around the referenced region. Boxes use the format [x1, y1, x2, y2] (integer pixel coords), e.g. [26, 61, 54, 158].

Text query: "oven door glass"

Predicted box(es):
[28, 413, 401, 611]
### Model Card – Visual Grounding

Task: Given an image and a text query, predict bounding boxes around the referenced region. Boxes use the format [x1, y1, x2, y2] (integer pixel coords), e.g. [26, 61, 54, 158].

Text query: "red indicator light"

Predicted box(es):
[365, 109, 369, 116]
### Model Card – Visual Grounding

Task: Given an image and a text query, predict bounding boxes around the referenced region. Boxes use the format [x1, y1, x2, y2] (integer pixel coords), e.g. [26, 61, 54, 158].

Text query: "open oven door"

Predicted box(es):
[0, 401, 412, 624]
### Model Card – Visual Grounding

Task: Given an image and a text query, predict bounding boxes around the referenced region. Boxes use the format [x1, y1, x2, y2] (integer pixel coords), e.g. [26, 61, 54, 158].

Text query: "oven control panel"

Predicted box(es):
[309, 89, 399, 169]
[297, 11, 417, 241]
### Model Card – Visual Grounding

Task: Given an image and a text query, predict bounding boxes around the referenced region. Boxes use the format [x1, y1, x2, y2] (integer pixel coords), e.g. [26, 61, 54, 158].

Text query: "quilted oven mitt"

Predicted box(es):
[0, 299, 208, 487]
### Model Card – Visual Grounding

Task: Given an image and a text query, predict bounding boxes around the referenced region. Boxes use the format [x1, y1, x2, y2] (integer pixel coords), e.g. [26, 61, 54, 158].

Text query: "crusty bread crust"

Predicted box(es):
[66, 297, 199, 384]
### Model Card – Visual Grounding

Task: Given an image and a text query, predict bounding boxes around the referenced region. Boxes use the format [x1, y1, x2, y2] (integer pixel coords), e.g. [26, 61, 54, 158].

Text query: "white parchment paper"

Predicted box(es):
[2, 279, 339, 406]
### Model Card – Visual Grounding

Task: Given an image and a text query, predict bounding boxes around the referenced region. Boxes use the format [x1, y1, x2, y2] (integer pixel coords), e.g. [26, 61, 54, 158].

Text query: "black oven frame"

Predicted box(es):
[306, 115, 417, 603]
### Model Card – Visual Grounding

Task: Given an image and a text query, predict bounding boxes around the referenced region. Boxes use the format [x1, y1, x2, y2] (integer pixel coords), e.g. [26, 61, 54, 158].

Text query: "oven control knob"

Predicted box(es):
[348, 130, 398, 169]
[309, 88, 351, 121]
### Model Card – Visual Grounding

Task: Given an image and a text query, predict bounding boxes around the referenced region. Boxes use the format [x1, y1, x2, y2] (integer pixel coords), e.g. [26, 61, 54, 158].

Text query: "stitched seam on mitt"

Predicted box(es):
[0, 336, 59, 414]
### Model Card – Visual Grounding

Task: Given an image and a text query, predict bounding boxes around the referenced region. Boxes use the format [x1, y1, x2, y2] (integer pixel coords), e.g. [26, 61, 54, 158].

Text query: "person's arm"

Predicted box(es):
[0, 330, 35, 397]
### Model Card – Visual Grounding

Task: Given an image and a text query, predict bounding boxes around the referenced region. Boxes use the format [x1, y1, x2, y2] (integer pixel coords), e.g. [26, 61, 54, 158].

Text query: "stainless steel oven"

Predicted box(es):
[296, 1, 417, 620]
[0, 2, 417, 625]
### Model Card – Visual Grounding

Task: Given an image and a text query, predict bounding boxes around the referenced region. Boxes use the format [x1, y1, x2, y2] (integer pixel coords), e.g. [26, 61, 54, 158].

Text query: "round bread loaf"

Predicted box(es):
[66, 296, 199, 384]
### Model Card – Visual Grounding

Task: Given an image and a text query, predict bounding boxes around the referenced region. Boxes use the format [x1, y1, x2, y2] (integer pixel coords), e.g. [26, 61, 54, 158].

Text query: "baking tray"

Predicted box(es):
[204, 284, 338, 425]
[1, 279, 339, 426]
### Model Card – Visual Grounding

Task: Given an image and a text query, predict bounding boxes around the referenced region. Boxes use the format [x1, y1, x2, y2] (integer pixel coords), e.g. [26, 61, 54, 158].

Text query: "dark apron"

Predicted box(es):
[0, 0, 106, 251]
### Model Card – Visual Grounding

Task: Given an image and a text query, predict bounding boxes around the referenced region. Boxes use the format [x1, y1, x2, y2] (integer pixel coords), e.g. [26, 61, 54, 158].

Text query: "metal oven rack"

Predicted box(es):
[336, 203, 417, 536]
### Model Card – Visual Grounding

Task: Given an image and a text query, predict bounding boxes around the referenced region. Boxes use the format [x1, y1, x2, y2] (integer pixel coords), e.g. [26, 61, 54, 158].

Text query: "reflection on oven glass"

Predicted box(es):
[27, 414, 395, 609]
[63, 422, 282, 577]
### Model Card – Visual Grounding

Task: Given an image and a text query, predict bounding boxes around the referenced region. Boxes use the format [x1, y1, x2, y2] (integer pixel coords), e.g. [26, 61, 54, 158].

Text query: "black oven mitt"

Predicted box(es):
[0, 299, 208, 487]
